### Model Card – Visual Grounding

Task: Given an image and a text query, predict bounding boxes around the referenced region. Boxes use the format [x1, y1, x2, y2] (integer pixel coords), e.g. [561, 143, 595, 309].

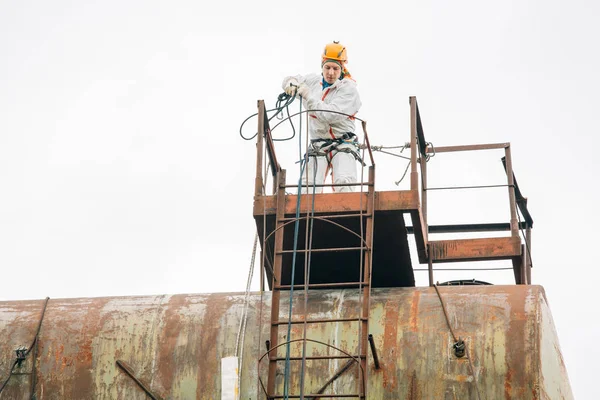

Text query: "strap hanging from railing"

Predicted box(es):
[501, 156, 533, 227]
[415, 100, 428, 157]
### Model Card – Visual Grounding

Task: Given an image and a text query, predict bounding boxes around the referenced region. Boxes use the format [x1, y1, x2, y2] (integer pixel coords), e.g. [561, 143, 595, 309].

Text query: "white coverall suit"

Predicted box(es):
[281, 73, 362, 193]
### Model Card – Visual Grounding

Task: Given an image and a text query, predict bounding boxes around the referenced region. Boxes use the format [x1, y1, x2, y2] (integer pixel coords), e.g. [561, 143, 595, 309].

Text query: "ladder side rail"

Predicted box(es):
[255, 100, 265, 198]
[359, 166, 375, 398]
[267, 170, 287, 396]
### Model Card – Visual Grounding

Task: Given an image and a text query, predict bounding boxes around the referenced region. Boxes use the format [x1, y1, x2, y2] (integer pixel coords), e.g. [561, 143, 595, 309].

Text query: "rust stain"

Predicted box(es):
[504, 286, 530, 400]
[382, 299, 398, 391]
[54, 343, 64, 369]
[409, 290, 420, 332]
[71, 297, 110, 398]
[407, 370, 420, 399]
[505, 368, 513, 400]
[155, 295, 184, 393]
[196, 293, 230, 398]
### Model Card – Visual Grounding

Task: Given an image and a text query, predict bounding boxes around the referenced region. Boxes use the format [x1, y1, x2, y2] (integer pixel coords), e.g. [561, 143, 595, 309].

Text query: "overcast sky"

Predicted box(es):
[1, 0, 598, 398]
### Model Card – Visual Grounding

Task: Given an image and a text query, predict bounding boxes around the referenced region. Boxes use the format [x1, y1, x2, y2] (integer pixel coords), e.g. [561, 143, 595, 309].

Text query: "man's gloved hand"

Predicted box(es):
[297, 83, 310, 98]
[284, 78, 299, 96]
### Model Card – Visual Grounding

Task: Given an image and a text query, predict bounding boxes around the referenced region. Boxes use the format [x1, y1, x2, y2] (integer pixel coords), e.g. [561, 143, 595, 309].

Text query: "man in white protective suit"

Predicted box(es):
[281, 41, 362, 193]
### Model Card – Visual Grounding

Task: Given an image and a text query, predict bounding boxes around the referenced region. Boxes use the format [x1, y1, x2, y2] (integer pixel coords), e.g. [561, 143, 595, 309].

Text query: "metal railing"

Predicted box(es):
[409, 96, 534, 285]
[254, 100, 375, 198]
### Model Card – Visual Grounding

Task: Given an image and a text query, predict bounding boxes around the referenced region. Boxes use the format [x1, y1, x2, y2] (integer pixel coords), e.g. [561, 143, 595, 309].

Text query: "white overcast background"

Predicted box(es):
[1, 0, 598, 398]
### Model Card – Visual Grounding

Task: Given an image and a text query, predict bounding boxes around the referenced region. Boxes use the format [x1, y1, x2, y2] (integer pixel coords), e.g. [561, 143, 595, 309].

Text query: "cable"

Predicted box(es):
[270, 109, 365, 135]
[235, 234, 258, 356]
[245, 93, 404, 397]
[372, 148, 411, 160]
[426, 184, 511, 191]
[0, 360, 18, 397]
[298, 109, 315, 398]
[433, 285, 481, 400]
[240, 98, 367, 143]
[282, 100, 305, 400]
[239, 92, 298, 141]
[272, 93, 299, 142]
[0, 297, 50, 398]
[235, 233, 258, 394]
[282, 165, 306, 399]
[394, 161, 412, 186]
[255, 132, 269, 400]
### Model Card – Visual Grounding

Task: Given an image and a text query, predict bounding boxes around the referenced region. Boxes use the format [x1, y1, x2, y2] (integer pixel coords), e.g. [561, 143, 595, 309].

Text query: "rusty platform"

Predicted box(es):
[252, 97, 533, 290]
[254, 190, 418, 289]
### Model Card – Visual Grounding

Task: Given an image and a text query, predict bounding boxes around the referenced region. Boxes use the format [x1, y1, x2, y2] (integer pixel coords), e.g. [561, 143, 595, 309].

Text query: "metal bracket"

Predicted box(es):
[15, 346, 27, 367]
[453, 338, 466, 358]
[116, 360, 163, 400]
[368, 334, 381, 369]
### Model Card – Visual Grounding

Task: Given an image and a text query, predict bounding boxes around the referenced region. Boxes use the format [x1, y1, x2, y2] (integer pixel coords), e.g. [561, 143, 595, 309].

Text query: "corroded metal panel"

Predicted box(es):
[0, 286, 572, 399]
[430, 237, 522, 262]
[253, 190, 419, 217]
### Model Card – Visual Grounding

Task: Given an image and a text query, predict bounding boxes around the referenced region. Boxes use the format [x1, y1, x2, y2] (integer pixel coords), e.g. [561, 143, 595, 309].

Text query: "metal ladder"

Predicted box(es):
[264, 166, 377, 399]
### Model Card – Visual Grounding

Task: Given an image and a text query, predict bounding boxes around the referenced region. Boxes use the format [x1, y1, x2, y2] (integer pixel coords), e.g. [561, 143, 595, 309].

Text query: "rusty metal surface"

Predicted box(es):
[0, 286, 572, 399]
[430, 236, 522, 263]
[256, 193, 414, 291]
[253, 191, 419, 216]
[426, 143, 510, 153]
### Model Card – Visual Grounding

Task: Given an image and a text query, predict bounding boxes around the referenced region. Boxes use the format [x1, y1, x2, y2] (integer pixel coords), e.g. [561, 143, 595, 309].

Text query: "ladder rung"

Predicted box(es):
[272, 317, 366, 326]
[275, 282, 370, 290]
[278, 213, 372, 221]
[277, 246, 368, 254]
[273, 354, 365, 361]
[270, 394, 363, 399]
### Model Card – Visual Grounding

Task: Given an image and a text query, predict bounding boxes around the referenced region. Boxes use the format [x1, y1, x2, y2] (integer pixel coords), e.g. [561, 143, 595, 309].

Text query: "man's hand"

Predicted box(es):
[297, 83, 310, 98]
[284, 78, 299, 96]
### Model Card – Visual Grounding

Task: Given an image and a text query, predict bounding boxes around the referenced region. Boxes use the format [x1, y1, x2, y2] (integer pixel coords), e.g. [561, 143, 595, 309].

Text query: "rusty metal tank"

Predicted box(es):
[0, 285, 572, 399]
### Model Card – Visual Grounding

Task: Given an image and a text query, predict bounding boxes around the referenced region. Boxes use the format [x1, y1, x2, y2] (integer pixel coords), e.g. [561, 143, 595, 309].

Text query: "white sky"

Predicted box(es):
[1, 0, 598, 398]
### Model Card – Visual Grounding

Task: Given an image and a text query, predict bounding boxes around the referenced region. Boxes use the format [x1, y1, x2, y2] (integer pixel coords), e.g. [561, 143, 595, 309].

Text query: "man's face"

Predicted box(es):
[322, 62, 342, 84]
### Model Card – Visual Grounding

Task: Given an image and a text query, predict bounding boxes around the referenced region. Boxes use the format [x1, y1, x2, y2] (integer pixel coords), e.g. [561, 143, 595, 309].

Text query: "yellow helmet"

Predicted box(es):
[322, 41, 347, 64]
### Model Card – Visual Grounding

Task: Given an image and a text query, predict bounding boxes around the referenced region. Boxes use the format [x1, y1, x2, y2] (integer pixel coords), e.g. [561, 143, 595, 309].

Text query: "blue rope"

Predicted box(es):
[298, 165, 318, 395]
[283, 99, 305, 399]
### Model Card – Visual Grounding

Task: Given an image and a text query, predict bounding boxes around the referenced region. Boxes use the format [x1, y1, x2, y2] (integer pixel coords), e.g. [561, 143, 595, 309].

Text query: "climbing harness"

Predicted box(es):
[308, 133, 365, 166]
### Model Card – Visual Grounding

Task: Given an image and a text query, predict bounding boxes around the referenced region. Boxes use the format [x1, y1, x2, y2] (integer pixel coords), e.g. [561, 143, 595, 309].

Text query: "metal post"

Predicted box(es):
[427, 244, 434, 287]
[421, 150, 429, 246]
[256, 101, 266, 292]
[526, 227, 532, 284]
[260, 251, 265, 292]
[503, 145, 519, 237]
[409, 97, 418, 192]
[519, 245, 526, 285]
[255, 101, 265, 198]
[512, 252, 522, 284]
[522, 242, 529, 285]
